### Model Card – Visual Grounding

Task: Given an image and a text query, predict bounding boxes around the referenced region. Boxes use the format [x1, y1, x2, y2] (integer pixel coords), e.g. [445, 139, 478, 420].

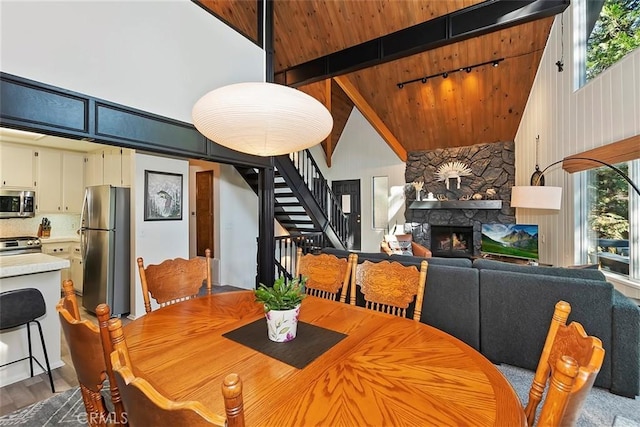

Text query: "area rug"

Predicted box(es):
[0, 387, 86, 426]
[497, 364, 640, 427]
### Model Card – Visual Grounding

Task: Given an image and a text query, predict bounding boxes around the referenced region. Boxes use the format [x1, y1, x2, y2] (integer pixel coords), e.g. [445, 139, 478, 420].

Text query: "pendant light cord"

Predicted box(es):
[556, 12, 564, 72]
[535, 135, 541, 171]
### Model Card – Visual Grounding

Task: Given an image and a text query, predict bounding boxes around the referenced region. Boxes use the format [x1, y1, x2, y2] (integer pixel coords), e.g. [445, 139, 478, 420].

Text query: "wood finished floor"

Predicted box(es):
[0, 295, 131, 417]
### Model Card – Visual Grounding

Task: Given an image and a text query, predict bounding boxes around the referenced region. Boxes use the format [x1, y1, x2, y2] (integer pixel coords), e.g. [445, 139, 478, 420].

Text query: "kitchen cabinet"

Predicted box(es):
[85, 151, 103, 187]
[35, 149, 85, 213]
[70, 243, 83, 294]
[41, 241, 71, 283]
[85, 148, 131, 187]
[103, 148, 122, 186]
[62, 151, 85, 212]
[36, 149, 62, 212]
[0, 142, 36, 189]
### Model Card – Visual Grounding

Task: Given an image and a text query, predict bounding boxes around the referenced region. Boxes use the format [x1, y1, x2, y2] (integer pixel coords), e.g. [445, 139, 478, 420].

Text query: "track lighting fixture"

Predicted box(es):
[395, 58, 504, 89]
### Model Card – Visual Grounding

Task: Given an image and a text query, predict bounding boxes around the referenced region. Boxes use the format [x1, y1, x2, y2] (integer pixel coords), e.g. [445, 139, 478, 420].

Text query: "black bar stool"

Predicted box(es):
[0, 288, 55, 392]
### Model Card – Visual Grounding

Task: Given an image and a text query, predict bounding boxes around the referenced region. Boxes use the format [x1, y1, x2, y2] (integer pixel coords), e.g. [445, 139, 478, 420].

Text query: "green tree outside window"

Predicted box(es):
[586, 0, 640, 81]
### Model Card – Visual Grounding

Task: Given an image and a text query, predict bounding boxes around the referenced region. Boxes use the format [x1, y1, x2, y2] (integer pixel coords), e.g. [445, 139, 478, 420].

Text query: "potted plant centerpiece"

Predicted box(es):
[255, 275, 306, 342]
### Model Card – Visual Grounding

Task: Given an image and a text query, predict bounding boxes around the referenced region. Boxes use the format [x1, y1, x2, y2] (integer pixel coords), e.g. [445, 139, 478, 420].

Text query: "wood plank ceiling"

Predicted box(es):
[196, 0, 558, 166]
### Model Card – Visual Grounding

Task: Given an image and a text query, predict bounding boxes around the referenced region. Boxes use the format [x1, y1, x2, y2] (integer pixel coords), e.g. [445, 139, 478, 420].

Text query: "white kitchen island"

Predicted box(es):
[0, 253, 70, 387]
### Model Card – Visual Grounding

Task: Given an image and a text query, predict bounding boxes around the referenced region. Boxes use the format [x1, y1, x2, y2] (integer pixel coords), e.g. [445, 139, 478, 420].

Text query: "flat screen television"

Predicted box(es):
[481, 224, 539, 261]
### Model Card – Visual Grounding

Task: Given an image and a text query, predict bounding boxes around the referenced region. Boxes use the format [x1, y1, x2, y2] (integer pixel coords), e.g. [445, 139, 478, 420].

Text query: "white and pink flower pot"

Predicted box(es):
[265, 305, 300, 342]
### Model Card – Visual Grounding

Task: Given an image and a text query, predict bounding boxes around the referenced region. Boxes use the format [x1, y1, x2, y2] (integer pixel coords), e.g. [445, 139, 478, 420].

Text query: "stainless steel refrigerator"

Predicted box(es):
[80, 185, 130, 316]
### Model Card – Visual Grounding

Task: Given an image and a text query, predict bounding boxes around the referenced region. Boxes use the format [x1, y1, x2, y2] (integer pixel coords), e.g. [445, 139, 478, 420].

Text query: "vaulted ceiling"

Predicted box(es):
[196, 0, 567, 166]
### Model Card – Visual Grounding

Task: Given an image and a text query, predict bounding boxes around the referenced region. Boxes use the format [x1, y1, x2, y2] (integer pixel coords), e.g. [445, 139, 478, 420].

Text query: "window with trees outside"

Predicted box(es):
[575, 0, 640, 88]
[576, 160, 639, 283]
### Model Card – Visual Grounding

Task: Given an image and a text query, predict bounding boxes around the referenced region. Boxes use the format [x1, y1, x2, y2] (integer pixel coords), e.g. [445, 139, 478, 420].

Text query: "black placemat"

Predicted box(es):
[222, 319, 347, 369]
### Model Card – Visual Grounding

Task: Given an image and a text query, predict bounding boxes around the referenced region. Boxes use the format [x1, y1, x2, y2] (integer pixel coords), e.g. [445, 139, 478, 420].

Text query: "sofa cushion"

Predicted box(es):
[419, 265, 480, 350]
[320, 248, 390, 262]
[473, 258, 606, 281]
[611, 290, 640, 397]
[320, 247, 352, 258]
[391, 254, 472, 268]
[479, 269, 613, 389]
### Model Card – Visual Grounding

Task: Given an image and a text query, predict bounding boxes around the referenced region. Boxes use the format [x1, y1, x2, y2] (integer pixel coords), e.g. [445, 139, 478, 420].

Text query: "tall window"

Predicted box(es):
[577, 159, 639, 282]
[575, 0, 640, 87]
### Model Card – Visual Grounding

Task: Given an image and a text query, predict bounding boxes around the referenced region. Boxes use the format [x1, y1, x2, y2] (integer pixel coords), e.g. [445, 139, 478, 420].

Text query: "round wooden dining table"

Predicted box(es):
[122, 290, 525, 426]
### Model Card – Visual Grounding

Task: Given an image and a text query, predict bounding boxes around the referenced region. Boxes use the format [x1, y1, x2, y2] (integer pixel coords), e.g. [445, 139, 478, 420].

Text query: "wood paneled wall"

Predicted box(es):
[514, 6, 640, 267]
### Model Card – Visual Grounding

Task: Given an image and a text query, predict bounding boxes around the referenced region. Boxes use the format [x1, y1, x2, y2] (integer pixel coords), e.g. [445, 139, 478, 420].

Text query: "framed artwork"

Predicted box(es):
[144, 170, 183, 221]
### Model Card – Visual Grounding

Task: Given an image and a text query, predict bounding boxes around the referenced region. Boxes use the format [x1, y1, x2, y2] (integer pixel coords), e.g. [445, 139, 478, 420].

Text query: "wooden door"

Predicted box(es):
[196, 171, 214, 257]
[332, 179, 361, 250]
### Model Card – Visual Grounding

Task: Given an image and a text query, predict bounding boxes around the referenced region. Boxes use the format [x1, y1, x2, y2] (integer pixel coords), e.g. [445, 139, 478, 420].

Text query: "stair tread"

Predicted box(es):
[276, 202, 304, 209]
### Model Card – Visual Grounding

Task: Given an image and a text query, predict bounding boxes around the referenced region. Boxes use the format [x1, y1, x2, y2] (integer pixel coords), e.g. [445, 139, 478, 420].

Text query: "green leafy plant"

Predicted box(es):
[254, 275, 307, 312]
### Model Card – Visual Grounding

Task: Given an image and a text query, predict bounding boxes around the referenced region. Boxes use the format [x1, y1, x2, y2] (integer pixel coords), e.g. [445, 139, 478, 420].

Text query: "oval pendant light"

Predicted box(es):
[192, 82, 333, 156]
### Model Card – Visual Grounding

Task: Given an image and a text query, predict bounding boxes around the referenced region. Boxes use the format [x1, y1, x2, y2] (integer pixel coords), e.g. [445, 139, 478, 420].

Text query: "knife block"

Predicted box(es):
[37, 225, 51, 238]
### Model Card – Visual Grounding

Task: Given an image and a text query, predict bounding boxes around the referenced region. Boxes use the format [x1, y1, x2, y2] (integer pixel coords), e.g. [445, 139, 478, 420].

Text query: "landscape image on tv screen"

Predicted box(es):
[481, 224, 539, 260]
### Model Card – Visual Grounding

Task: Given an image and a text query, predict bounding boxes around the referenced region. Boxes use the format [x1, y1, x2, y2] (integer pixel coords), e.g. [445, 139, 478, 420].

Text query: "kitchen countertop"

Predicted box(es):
[39, 235, 80, 244]
[0, 253, 71, 279]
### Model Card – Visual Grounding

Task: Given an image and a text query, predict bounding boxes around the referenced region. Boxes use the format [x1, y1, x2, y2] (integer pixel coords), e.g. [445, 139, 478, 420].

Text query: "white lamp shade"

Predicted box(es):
[511, 186, 563, 210]
[192, 82, 333, 156]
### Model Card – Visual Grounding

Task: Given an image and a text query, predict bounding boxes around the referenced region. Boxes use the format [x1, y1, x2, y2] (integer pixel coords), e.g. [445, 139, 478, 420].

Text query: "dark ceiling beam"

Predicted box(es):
[274, 0, 569, 87]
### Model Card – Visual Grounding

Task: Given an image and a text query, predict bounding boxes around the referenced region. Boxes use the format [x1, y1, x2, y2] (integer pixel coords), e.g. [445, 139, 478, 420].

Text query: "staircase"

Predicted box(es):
[236, 150, 349, 269]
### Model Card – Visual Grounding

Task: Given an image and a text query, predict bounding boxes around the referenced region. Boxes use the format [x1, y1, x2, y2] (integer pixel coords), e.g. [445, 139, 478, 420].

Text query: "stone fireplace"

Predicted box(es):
[404, 141, 516, 257]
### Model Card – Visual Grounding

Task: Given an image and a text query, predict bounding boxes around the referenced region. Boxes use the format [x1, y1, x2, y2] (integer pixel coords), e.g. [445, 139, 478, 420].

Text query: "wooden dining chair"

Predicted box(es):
[137, 249, 212, 313]
[350, 259, 428, 321]
[107, 318, 244, 427]
[295, 248, 356, 302]
[524, 300, 605, 427]
[56, 280, 126, 427]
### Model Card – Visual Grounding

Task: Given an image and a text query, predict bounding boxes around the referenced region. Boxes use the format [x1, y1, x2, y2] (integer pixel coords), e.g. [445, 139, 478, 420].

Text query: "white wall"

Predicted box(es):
[133, 153, 189, 318]
[0, 1, 263, 123]
[1, 1, 264, 303]
[515, 5, 640, 270]
[216, 164, 258, 288]
[311, 109, 406, 252]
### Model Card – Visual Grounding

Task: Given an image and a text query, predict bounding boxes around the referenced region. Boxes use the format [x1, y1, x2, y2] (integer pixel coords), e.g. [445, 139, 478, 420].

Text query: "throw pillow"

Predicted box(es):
[384, 234, 413, 256]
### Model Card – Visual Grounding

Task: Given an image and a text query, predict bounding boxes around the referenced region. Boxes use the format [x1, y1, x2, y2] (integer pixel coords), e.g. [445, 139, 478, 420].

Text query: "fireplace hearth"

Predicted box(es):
[430, 226, 473, 258]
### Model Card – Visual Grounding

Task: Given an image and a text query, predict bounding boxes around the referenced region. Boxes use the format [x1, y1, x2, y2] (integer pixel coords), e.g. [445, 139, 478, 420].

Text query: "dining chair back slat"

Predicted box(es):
[351, 260, 428, 321]
[56, 280, 126, 426]
[107, 318, 244, 427]
[295, 248, 355, 303]
[137, 249, 212, 313]
[524, 300, 605, 426]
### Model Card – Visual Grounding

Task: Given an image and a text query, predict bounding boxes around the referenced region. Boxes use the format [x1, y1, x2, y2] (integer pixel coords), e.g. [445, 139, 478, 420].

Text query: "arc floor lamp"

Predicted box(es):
[511, 156, 640, 210]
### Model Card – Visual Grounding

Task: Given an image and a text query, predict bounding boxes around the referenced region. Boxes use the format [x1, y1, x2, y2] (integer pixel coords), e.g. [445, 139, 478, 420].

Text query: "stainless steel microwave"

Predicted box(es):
[0, 190, 36, 218]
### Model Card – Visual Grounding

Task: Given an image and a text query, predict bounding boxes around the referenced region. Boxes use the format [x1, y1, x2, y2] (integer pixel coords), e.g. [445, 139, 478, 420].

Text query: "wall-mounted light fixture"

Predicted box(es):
[396, 58, 504, 89]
